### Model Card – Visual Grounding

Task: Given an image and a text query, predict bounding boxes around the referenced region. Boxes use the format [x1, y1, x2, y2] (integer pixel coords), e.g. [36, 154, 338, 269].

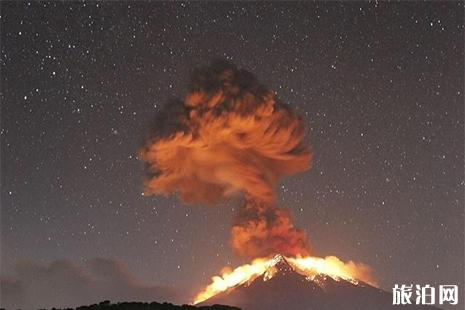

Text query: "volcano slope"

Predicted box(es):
[199, 255, 440, 310]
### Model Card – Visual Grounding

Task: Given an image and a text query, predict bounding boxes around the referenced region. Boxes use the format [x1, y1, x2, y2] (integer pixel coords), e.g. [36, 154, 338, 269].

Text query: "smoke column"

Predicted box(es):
[139, 60, 313, 258]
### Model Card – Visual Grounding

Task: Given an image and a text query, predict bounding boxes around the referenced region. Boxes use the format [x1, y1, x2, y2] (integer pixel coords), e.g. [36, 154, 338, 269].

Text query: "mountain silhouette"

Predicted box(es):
[29, 300, 240, 310]
[199, 255, 441, 310]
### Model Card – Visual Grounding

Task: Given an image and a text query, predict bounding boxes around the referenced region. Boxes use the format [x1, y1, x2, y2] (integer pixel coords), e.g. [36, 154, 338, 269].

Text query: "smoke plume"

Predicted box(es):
[140, 60, 312, 258]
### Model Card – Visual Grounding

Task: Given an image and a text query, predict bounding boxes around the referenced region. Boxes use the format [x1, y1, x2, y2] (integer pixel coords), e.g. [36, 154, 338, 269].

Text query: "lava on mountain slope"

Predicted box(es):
[193, 254, 375, 305]
[196, 255, 440, 310]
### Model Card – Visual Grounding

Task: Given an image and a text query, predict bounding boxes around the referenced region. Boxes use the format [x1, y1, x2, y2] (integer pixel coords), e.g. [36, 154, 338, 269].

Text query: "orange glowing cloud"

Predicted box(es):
[140, 60, 312, 258]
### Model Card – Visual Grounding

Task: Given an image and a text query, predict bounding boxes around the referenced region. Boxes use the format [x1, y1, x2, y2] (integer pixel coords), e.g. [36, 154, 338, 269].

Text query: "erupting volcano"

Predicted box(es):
[140, 60, 392, 309]
[195, 255, 439, 310]
[193, 254, 375, 305]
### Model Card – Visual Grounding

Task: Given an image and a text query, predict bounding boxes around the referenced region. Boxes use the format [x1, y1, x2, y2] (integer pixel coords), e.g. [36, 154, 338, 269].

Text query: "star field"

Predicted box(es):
[1, 1, 463, 308]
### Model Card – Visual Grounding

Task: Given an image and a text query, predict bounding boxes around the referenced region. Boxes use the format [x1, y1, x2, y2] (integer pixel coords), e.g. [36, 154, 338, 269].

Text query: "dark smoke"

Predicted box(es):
[140, 60, 312, 258]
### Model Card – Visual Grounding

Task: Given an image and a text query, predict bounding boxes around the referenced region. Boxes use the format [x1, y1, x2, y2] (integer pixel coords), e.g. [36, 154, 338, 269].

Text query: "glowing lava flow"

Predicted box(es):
[193, 254, 376, 304]
[287, 255, 375, 286]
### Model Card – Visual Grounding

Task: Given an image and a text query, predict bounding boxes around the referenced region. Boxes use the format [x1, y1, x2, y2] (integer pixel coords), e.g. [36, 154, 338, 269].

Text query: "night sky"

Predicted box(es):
[1, 1, 464, 309]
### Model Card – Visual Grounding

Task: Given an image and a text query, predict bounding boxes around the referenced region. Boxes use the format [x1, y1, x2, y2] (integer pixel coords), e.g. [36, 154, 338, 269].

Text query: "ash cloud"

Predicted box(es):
[0, 258, 179, 310]
[140, 60, 312, 258]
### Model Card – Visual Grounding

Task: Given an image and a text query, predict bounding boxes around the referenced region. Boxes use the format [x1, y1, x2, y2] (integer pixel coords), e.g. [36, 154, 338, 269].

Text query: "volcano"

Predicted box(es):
[198, 255, 439, 310]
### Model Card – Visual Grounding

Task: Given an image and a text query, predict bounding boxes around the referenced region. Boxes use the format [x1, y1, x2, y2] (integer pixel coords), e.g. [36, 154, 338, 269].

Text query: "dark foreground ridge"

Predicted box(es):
[33, 301, 240, 310]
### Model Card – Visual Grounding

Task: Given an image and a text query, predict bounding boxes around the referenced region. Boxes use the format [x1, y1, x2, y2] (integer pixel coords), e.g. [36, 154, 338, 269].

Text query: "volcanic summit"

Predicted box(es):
[198, 255, 439, 310]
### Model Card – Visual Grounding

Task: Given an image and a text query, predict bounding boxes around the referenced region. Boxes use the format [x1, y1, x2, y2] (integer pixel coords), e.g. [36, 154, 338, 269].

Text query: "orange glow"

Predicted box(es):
[193, 254, 375, 304]
[287, 255, 376, 286]
[139, 61, 312, 258]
